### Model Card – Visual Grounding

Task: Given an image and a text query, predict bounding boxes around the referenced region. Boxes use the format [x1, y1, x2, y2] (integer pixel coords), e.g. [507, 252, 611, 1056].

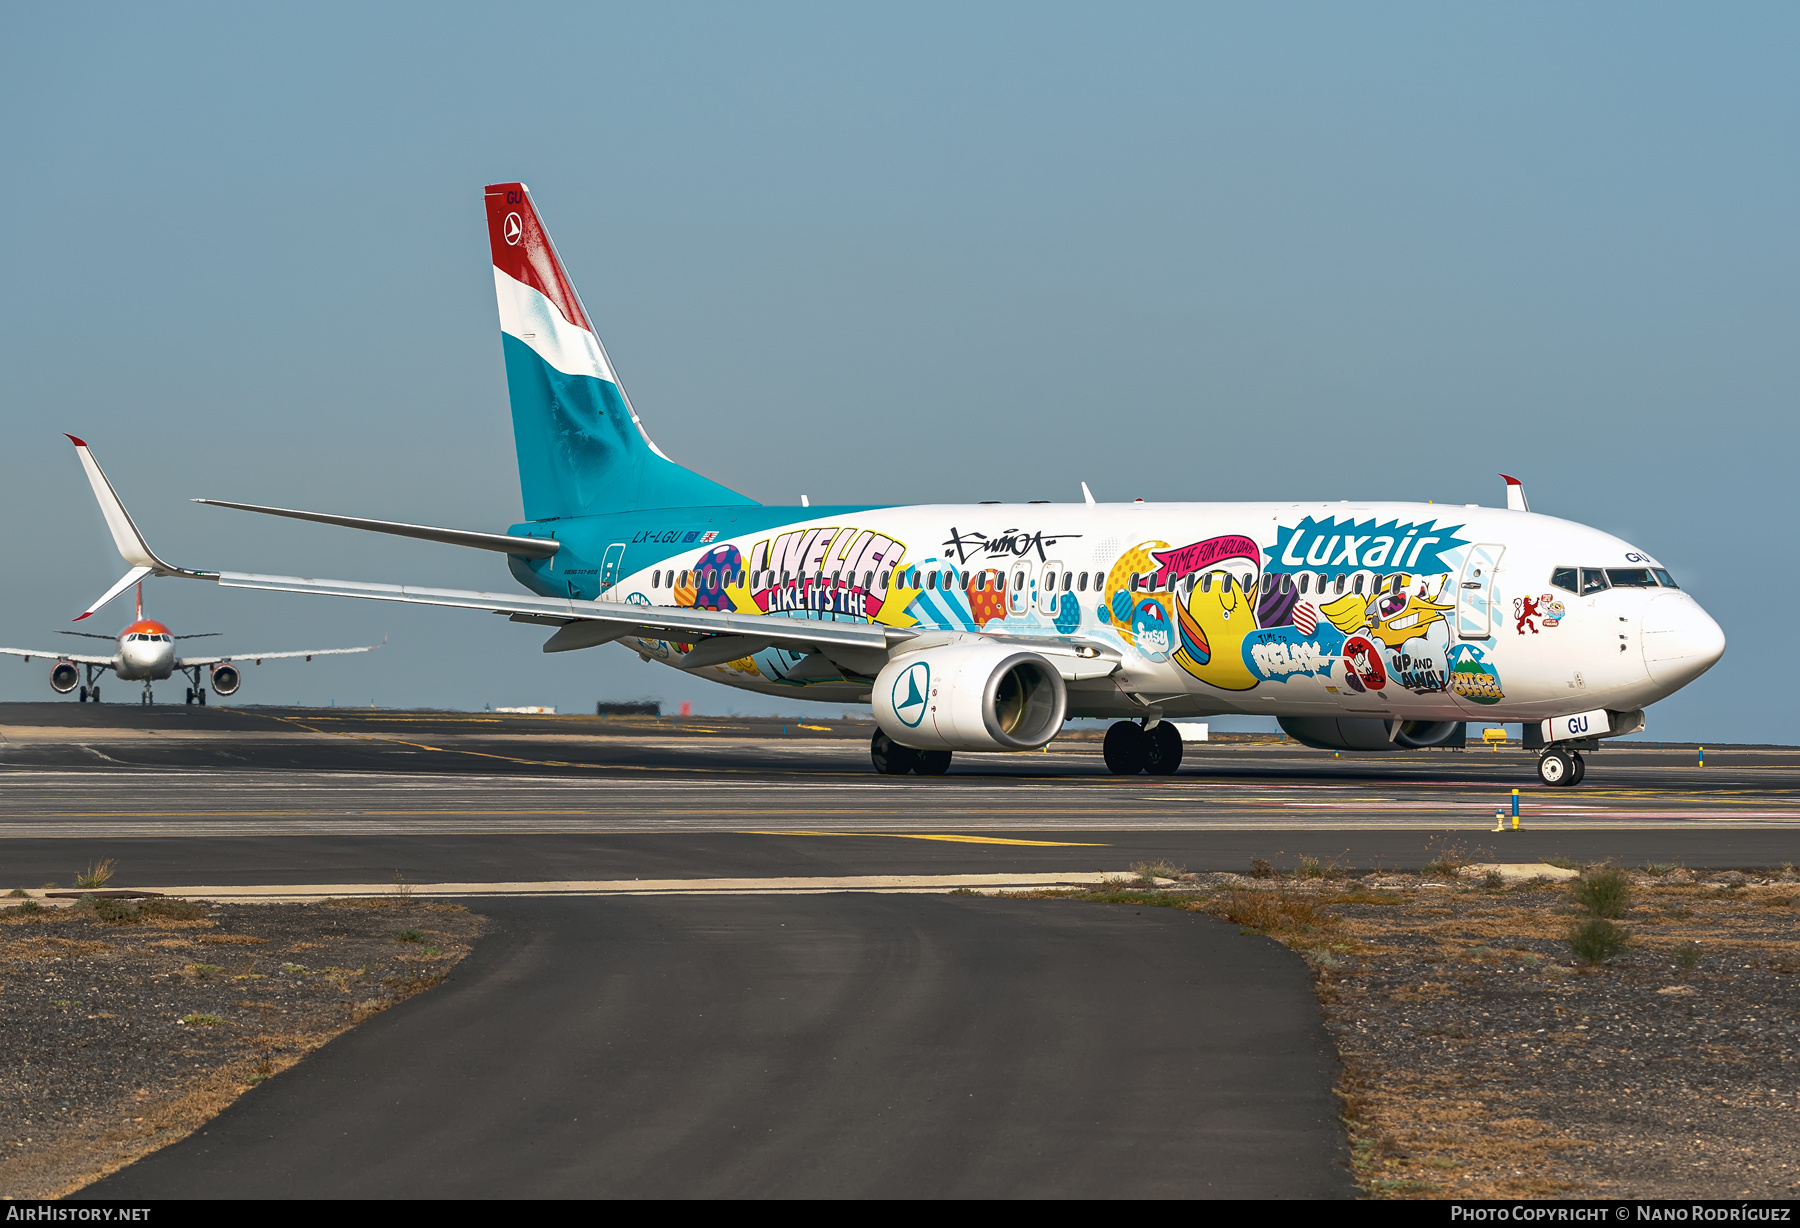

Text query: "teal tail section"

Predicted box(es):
[486, 181, 756, 521]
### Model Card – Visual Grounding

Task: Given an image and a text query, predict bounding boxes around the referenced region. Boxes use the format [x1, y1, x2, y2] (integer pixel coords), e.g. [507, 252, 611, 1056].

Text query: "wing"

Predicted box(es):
[210, 570, 908, 660]
[176, 643, 383, 667]
[0, 647, 114, 665]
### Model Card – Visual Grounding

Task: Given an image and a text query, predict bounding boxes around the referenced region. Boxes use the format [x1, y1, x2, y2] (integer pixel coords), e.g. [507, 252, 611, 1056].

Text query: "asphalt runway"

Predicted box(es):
[84, 894, 1352, 1199]
[1, 704, 1797, 885]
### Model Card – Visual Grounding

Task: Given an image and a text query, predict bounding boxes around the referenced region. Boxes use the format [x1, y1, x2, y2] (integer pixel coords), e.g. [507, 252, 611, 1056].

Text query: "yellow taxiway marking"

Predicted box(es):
[749, 830, 1106, 847]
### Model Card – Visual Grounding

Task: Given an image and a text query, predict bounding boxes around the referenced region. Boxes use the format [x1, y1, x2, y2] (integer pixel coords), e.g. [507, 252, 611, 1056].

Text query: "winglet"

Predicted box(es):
[64, 436, 215, 618]
[1081, 481, 1097, 506]
[1500, 473, 1529, 512]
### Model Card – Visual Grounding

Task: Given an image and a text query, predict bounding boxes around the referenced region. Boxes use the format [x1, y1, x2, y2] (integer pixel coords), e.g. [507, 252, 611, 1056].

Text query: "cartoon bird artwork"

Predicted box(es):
[1172, 571, 1262, 691]
[1318, 578, 1455, 650]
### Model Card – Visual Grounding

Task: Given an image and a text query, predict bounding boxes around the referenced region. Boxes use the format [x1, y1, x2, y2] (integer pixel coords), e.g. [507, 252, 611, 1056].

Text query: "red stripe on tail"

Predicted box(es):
[484, 182, 591, 333]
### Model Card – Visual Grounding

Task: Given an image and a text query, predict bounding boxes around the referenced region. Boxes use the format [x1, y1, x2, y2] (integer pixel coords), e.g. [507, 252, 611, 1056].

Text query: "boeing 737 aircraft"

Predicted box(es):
[107, 183, 1721, 785]
[0, 439, 380, 704]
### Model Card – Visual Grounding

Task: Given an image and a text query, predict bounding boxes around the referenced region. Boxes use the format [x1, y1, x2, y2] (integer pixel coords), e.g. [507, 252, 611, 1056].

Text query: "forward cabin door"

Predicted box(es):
[1455, 544, 1505, 640]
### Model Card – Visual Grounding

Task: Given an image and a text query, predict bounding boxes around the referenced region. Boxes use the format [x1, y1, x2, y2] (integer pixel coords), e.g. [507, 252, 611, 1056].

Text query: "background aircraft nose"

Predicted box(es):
[1642, 592, 1726, 691]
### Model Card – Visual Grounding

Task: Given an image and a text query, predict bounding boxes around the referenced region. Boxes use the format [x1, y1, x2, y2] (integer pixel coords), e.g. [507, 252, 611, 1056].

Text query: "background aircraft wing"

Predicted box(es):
[0, 647, 115, 665]
[176, 643, 383, 667]
[210, 571, 909, 656]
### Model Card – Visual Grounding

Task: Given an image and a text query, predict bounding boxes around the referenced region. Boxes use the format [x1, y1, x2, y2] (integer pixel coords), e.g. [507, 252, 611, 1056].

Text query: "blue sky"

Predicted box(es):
[1, 4, 1794, 738]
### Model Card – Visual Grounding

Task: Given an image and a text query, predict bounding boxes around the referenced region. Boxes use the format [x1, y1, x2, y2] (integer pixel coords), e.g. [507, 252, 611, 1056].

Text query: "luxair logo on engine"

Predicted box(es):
[892, 661, 930, 728]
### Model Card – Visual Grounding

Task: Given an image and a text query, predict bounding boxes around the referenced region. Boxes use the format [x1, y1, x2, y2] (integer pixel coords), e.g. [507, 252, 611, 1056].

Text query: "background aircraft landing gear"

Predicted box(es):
[184, 687, 207, 706]
[78, 686, 89, 703]
[1537, 749, 1584, 787]
[140, 681, 154, 705]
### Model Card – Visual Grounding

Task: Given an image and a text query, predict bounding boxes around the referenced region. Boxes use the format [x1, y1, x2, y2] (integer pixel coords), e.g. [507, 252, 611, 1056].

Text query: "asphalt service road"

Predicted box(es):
[83, 893, 1352, 1199]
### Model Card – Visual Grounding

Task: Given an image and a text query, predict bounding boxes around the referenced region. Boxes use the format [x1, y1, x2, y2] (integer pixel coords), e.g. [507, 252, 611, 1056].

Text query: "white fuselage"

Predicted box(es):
[598, 500, 1724, 727]
[113, 626, 177, 681]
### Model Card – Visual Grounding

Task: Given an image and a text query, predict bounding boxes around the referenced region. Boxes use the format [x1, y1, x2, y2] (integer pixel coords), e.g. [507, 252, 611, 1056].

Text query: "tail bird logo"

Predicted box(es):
[503, 213, 524, 245]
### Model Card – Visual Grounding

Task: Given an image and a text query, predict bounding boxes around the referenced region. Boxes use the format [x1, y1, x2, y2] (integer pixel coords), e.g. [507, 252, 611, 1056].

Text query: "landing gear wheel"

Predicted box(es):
[913, 750, 952, 776]
[1103, 720, 1150, 775]
[1569, 752, 1585, 785]
[871, 729, 920, 776]
[1144, 722, 1184, 775]
[90, 686, 100, 703]
[1537, 749, 1575, 787]
[184, 688, 195, 705]
[78, 687, 88, 703]
[197, 688, 206, 706]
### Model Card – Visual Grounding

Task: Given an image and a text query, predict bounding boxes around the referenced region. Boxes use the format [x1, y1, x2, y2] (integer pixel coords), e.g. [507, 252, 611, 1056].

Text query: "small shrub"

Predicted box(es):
[1483, 870, 1504, 890]
[1249, 859, 1275, 880]
[1132, 860, 1183, 884]
[1572, 867, 1633, 918]
[74, 859, 116, 890]
[1568, 918, 1630, 965]
[84, 895, 207, 925]
[1209, 889, 1338, 936]
[1421, 839, 1475, 879]
[180, 1013, 224, 1026]
[16, 899, 43, 915]
[396, 929, 425, 943]
[1673, 941, 1701, 973]
[1644, 863, 1677, 877]
[1543, 855, 1582, 871]
[6, 888, 26, 899]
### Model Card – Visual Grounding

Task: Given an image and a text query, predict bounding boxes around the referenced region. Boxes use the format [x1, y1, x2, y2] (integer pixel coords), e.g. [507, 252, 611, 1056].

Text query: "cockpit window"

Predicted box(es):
[1550, 567, 1578, 593]
[1653, 568, 1678, 589]
[1606, 568, 1658, 588]
[1579, 568, 1611, 596]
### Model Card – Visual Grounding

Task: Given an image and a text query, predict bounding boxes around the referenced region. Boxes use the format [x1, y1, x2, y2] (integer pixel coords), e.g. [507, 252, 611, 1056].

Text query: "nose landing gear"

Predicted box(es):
[1536, 749, 1586, 787]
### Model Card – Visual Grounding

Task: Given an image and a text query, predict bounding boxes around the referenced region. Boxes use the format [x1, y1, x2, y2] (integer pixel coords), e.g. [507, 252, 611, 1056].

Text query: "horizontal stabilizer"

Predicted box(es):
[194, 499, 560, 559]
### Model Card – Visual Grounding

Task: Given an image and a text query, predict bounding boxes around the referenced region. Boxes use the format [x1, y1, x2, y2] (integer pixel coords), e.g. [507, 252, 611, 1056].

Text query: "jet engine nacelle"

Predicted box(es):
[209, 663, 242, 696]
[50, 661, 80, 694]
[873, 642, 1067, 752]
[1279, 717, 1465, 751]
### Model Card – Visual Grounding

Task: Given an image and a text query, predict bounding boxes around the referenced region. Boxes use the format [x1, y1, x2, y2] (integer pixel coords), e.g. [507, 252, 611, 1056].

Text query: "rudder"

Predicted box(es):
[484, 183, 754, 520]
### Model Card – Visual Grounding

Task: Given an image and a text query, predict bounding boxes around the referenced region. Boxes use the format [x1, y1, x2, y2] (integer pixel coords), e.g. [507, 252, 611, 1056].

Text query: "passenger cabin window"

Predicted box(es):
[1062, 571, 1073, 592]
[1128, 572, 1141, 591]
[1579, 568, 1611, 596]
[1550, 567, 1577, 593]
[1606, 568, 1658, 588]
[1654, 568, 1678, 589]
[1298, 573, 1310, 595]
[1334, 574, 1346, 594]
[863, 571, 874, 589]
[880, 570, 892, 588]
[1200, 573, 1213, 593]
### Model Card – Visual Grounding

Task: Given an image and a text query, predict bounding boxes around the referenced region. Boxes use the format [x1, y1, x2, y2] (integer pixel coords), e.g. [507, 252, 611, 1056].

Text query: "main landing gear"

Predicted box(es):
[1536, 748, 1586, 787]
[78, 685, 101, 703]
[871, 730, 951, 776]
[1103, 719, 1183, 776]
[184, 688, 207, 705]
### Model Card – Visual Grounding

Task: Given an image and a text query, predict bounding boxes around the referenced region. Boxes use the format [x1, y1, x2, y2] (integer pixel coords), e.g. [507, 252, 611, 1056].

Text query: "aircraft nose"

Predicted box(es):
[1642, 592, 1726, 691]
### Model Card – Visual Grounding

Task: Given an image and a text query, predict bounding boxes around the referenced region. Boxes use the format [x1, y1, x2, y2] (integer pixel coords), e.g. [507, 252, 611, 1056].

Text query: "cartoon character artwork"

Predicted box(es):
[1447, 643, 1505, 704]
[687, 545, 744, 612]
[1131, 598, 1173, 662]
[1341, 634, 1387, 693]
[967, 569, 1007, 628]
[1319, 580, 1455, 651]
[1514, 593, 1562, 633]
[1514, 594, 1543, 635]
[1154, 535, 1264, 691]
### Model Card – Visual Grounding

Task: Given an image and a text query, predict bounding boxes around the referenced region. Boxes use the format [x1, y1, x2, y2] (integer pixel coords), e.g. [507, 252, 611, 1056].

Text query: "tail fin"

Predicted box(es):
[484, 183, 755, 520]
[63, 435, 209, 620]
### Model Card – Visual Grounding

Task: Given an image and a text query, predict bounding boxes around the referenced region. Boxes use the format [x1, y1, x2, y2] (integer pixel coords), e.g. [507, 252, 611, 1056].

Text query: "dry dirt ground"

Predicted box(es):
[0, 891, 484, 1199]
[1003, 858, 1800, 1200]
